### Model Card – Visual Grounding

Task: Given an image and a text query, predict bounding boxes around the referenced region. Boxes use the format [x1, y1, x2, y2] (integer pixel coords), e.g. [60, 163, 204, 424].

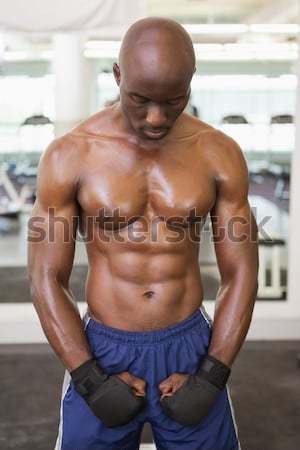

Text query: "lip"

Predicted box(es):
[143, 128, 168, 139]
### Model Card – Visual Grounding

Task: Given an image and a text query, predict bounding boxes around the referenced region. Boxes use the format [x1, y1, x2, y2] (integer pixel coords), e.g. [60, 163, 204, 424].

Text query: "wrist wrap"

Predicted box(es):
[71, 358, 108, 398]
[198, 355, 231, 390]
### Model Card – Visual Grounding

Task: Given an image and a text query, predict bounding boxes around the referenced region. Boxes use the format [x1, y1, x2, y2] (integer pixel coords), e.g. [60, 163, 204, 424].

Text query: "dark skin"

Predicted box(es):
[28, 18, 258, 402]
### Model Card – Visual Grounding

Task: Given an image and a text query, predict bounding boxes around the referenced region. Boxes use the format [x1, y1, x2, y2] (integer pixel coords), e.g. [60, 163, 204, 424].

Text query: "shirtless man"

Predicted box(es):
[28, 17, 258, 450]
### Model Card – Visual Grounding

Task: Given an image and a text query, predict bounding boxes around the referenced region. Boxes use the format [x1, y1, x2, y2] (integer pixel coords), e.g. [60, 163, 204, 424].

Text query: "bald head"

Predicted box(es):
[119, 17, 195, 85]
[113, 18, 196, 141]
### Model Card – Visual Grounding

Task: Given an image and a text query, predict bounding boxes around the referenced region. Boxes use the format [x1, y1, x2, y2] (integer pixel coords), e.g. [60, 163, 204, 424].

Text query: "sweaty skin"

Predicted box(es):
[28, 18, 258, 399]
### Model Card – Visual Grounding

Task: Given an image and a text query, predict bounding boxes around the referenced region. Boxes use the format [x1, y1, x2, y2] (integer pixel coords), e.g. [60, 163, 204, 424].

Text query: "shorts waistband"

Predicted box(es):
[84, 307, 211, 345]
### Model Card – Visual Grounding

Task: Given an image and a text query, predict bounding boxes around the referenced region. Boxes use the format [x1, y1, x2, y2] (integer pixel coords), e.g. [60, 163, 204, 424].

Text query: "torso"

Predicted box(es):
[71, 107, 218, 330]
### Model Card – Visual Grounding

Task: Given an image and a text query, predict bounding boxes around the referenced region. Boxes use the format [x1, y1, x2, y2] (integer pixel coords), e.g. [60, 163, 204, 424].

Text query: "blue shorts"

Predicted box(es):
[55, 307, 240, 450]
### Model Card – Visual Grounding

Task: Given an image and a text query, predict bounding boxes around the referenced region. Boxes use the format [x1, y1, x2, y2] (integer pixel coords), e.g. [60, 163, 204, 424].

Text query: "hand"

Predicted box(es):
[115, 371, 147, 397]
[71, 359, 146, 428]
[159, 356, 231, 427]
[158, 373, 190, 400]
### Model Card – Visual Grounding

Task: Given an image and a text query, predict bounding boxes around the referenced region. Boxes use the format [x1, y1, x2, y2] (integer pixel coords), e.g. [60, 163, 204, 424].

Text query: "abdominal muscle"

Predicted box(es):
[85, 248, 204, 331]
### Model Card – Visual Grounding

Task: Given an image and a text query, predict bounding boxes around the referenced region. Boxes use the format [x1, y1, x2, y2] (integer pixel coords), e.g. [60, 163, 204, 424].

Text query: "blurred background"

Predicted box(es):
[0, 1, 300, 449]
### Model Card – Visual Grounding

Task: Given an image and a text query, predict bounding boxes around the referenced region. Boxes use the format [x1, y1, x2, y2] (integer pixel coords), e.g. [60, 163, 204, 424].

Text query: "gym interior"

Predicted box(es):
[0, 1, 300, 449]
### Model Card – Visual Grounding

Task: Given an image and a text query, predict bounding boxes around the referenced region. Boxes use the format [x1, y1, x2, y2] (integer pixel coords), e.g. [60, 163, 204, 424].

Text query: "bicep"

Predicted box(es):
[28, 141, 79, 287]
[209, 140, 258, 280]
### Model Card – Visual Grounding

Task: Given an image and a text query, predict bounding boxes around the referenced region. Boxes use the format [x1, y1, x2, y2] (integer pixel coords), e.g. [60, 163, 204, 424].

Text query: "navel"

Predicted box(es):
[143, 290, 155, 299]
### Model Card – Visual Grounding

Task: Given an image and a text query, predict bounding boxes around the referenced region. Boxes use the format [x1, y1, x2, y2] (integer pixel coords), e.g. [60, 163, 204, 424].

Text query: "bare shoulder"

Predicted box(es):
[209, 127, 246, 160]
[36, 132, 85, 208]
[182, 114, 247, 173]
[39, 132, 83, 179]
[42, 107, 114, 165]
[194, 121, 248, 182]
[38, 106, 118, 197]
[186, 119, 250, 206]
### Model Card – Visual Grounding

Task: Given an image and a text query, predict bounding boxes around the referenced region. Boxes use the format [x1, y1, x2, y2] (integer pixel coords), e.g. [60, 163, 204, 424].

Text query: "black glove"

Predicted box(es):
[70, 358, 146, 428]
[161, 355, 231, 427]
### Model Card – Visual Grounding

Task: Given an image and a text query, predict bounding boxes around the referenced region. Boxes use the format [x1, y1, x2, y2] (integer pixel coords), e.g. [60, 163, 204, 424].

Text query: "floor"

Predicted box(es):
[1, 341, 299, 450]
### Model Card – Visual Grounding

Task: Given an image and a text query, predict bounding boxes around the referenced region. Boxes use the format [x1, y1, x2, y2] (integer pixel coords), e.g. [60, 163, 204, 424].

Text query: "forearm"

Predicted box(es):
[30, 276, 92, 372]
[207, 271, 258, 367]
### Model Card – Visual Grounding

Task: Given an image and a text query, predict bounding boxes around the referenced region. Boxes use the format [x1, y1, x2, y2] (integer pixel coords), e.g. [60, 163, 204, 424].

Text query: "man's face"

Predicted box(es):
[114, 63, 191, 141]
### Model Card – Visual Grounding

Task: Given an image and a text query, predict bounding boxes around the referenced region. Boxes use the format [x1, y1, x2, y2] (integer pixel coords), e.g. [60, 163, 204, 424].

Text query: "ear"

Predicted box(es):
[113, 63, 121, 86]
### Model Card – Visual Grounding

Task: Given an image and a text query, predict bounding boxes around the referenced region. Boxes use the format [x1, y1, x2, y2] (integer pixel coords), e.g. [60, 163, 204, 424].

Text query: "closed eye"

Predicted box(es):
[131, 94, 149, 104]
[167, 97, 184, 106]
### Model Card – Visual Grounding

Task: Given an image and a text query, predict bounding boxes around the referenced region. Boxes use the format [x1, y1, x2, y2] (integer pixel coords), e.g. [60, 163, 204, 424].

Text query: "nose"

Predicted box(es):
[145, 105, 167, 128]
